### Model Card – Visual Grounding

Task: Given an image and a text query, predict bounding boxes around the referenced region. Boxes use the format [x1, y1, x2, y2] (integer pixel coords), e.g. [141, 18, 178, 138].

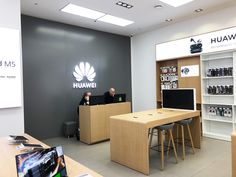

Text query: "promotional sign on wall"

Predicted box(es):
[72, 62, 97, 89]
[156, 26, 236, 60]
[0, 27, 22, 108]
[181, 65, 199, 77]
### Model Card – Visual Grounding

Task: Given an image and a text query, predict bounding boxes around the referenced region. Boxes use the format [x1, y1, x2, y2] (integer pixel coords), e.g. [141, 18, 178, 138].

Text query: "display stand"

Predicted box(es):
[156, 56, 201, 107]
[201, 50, 236, 141]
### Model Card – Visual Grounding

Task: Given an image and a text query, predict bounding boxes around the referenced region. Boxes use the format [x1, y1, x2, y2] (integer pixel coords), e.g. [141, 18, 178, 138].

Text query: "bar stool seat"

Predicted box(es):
[177, 118, 193, 125]
[158, 123, 175, 130]
[149, 123, 178, 170]
[176, 118, 195, 160]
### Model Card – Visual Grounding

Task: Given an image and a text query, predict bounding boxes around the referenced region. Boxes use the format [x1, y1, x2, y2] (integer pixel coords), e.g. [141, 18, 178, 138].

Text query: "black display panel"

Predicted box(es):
[90, 95, 105, 105]
[162, 89, 196, 110]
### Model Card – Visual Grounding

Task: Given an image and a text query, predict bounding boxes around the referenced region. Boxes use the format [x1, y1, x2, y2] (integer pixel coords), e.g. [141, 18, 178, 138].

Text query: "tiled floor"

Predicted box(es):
[43, 137, 231, 177]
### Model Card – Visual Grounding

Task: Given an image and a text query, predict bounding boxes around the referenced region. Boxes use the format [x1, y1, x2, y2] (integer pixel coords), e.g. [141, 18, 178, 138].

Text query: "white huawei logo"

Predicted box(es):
[73, 62, 96, 82]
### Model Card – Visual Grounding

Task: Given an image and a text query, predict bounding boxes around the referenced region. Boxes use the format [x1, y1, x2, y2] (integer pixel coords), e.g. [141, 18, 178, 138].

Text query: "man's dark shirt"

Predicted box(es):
[104, 91, 114, 104]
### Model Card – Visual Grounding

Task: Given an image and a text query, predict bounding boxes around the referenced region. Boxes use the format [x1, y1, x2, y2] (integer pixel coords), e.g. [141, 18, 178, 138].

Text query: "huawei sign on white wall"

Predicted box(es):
[156, 26, 236, 60]
[72, 62, 97, 89]
[0, 27, 21, 109]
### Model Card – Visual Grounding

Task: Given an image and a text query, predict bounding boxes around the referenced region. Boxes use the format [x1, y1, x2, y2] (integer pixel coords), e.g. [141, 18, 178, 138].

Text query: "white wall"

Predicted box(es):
[131, 5, 236, 112]
[0, 0, 24, 136]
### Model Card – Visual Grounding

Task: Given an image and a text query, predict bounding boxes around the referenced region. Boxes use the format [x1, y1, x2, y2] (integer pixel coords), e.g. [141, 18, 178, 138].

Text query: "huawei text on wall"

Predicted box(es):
[72, 62, 97, 89]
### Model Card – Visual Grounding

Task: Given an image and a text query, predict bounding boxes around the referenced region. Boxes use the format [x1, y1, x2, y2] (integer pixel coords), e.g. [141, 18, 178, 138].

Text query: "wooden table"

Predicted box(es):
[232, 132, 236, 177]
[0, 134, 102, 177]
[110, 108, 201, 175]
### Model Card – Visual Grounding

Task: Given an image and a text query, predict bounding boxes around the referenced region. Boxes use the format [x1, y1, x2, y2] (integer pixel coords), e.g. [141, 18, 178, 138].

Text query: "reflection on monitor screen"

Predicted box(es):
[15, 146, 67, 177]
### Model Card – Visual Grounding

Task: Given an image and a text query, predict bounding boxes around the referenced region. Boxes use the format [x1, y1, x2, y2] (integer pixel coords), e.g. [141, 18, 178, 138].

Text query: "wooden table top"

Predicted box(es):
[110, 108, 200, 128]
[0, 134, 102, 177]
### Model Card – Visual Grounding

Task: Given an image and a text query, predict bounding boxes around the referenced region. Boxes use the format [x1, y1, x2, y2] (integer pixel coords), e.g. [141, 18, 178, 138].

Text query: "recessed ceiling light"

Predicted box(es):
[159, 0, 194, 7]
[165, 18, 173, 22]
[116, 1, 133, 9]
[61, 3, 105, 20]
[195, 8, 203, 12]
[98, 15, 134, 27]
[154, 5, 163, 8]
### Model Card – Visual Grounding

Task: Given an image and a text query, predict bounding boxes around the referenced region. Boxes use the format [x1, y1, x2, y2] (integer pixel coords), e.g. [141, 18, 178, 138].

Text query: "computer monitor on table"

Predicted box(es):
[15, 146, 67, 177]
[162, 88, 196, 110]
[90, 95, 105, 105]
[114, 94, 126, 103]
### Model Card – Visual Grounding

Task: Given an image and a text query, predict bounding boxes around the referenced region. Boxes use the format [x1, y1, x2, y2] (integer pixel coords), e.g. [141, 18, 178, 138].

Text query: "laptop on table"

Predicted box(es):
[15, 146, 67, 177]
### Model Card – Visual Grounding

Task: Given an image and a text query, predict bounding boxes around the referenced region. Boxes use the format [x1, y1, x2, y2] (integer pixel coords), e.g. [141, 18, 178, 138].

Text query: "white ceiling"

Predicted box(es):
[21, 0, 236, 36]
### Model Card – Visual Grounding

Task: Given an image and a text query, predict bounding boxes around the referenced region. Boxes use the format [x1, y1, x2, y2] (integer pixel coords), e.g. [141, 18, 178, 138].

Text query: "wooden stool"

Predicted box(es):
[149, 123, 178, 170]
[176, 118, 195, 160]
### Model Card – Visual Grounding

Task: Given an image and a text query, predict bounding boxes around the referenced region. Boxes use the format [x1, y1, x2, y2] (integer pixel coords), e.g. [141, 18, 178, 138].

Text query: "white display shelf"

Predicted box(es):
[202, 76, 233, 79]
[203, 132, 231, 141]
[203, 118, 232, 123]
[203, 94, 234, 97]
[202, 56, 233, 61]
[202, 102, 233, 106]
[201, 50, 236, 141]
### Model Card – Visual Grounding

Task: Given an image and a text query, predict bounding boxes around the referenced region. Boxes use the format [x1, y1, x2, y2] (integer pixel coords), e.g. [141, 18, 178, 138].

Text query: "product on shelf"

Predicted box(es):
[160, 66, 178, 90]
[160, 66, 177, 74]
[206, 67, 233, 77]
[206, 85, 233, 95]
[207, 106, 232, 117]
[161, 81, 178, 90]
[160, 73, 178, 82]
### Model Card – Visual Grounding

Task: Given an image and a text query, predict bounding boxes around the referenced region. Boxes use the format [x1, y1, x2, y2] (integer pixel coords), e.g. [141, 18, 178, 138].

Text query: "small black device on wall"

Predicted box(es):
[190, 38, 202, 54]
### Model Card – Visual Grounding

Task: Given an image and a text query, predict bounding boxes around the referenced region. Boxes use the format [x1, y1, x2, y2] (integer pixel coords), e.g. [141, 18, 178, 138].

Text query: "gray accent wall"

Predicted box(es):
[21, 15, 131, 140]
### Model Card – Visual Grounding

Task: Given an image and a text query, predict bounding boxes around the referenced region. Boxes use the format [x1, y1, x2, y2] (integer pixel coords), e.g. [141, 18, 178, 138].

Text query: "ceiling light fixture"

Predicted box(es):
[61, 3, 105, 20]
[159, 0, 194, 7]
[195, 8, 203, 12]
[116, 1, 133, 9]
[98, 15, 134, 27]
[60, 3, 134, 27]
[165, 18, 173, 22]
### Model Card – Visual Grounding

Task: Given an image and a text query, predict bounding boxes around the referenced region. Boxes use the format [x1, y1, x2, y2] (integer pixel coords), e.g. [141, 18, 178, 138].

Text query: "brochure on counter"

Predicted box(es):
[8, 135, 29, 144]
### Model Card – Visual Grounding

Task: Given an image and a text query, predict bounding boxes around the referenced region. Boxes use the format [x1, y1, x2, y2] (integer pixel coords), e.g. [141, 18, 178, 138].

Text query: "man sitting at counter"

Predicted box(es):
[79, 91, 92, 105]
[104, 88, 116, 104]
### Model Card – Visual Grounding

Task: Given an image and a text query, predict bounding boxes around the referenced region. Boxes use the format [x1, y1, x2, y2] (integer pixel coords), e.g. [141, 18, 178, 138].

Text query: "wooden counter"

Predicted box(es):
[232, 132, 236, 177]
[0, 134, 102, 177]
[110, 108, 201, 175]
[79, 102, 131, 144]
